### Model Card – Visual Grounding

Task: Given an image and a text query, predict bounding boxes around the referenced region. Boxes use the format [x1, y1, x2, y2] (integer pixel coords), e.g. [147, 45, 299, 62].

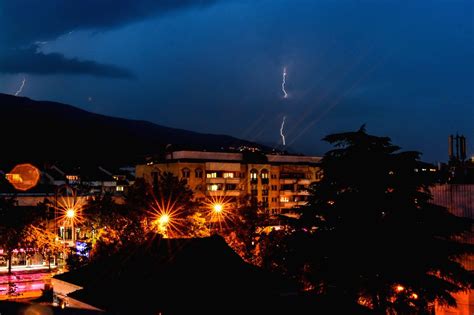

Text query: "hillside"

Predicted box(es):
[0, 93, 265, 166]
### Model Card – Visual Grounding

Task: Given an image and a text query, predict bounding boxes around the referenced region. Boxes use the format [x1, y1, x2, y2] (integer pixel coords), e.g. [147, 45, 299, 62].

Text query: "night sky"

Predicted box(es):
[1, 0, 473, 162]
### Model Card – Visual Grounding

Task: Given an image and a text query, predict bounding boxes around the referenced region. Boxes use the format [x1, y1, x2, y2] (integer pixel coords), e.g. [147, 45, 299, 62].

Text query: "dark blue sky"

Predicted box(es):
[1, 0, 473, 162]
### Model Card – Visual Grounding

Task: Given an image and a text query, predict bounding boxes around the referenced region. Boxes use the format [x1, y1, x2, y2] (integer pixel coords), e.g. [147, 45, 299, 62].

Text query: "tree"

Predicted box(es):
[223, 195, 266, 265]
[297, 126, 474, 313]
[24, 225, 63, 270]
[0, 197, 37, 274]
[85, 193, 144, 259]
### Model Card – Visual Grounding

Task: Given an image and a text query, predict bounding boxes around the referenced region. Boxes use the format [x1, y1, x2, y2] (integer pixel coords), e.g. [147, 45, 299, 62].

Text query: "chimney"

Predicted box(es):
[460, 135, 467, 161]
[448, 135, 454, 160]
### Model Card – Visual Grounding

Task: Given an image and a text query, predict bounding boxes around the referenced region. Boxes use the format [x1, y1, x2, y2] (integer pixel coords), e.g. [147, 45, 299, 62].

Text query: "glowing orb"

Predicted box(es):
[213, 204, 223, 213]
[6, 163, 40, 191]
[66, 209, 75, 219]
[158, 214, 170, 225]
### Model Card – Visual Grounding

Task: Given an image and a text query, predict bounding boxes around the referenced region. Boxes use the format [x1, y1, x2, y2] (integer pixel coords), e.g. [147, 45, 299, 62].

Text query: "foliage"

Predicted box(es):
[24, 224, 64, 269]
[85, 193, 144, 259]
[223, 195, 266, 264]
[291, 126, 474, 313]
[0, 196, 38, 273]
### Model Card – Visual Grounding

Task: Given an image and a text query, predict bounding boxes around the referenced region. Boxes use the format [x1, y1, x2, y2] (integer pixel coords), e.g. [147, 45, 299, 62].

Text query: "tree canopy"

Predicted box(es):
[295, 126, 474, 313]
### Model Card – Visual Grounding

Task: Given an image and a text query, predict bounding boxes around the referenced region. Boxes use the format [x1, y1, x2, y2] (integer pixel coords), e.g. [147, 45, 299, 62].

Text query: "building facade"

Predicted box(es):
[136, 150, 322, 214]
[431, 184, 474, 315]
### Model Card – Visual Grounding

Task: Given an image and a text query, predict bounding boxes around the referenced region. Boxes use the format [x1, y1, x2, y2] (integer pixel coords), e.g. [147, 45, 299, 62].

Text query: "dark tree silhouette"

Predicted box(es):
[0, 196, 37, 274]
[296, 126, 474, 313]
[85, 193, 144, 259]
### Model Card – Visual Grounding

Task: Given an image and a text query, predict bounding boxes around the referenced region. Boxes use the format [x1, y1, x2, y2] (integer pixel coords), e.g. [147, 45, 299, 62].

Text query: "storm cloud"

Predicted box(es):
[0, 47, 133, 78]
[0, 0, 217, 76]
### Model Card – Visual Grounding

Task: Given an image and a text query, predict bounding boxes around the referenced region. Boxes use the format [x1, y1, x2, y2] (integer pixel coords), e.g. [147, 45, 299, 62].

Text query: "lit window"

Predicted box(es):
[261, 170, 269, 179]
[66, 175, 79, 181]
[223, 172, 234, 178]
[207, 172, 217, 178]
[208, 184, 220, 191]
[116, 186, 124, 192]
[250, 169, 258, 180]
[280, 197, 289, 203]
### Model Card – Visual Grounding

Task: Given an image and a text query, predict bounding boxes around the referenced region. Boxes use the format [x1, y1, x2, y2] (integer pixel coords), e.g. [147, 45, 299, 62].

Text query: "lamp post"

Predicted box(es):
[54, 184, 80, 267]
[66, 208, 76, 244]
[157, 214, 170, 238]
[209, 203, 224, 234]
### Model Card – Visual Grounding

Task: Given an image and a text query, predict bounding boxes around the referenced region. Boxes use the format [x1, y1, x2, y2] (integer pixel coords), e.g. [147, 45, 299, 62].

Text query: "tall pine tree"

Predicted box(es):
[299, 126, 473, 313]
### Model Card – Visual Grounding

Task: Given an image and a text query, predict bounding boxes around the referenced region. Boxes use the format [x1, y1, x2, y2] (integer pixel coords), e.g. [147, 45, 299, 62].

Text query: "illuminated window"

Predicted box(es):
[261, 169, 269, 179]
[182, 168, 190, 178]
[207, 172, 217, 178]
[250, 169, 258, 181]
[223, 172, 234, 178]
[207, 184, 222, 191]
[280, 197, 289, 203]
[116, 186, 124, 192]
[195, 168, 203, 178]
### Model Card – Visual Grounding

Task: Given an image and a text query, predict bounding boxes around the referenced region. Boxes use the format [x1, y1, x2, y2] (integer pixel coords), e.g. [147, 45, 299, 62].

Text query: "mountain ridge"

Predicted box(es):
[0, 93, 266, 166]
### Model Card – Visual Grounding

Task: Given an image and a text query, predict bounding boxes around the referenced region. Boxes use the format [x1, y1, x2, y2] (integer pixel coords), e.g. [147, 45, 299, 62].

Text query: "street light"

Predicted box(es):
[66, 209, 75, 219]
[213, 203, 223, 214]
[158, 214, 170, 226]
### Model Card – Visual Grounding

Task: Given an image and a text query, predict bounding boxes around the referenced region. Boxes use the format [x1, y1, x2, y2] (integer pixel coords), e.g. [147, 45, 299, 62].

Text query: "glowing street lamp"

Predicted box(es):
[158, 214, 170, 226]
[213, 203, 223, 214]
[66, 208, 76, 219]
[395, 285, 405, 293]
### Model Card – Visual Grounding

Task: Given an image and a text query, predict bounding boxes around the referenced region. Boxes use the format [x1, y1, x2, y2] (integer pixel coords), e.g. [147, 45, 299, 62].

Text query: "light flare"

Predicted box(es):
[203, 195, 234, 231]
[54, 195, 86, 226]
[148, 196, 185, 238]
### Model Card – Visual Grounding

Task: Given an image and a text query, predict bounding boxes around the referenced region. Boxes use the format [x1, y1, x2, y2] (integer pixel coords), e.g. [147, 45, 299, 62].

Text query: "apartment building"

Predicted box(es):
[136, 150, 322, 214]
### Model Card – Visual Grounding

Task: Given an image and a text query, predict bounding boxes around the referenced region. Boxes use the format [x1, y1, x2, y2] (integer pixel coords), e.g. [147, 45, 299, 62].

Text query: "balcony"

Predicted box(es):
[297, 179, 311, 185]
[297, 190, 310, 196]
[206, 178, 241, 184]
[206, 190, 242, 197]
[279, 179, 296, 184]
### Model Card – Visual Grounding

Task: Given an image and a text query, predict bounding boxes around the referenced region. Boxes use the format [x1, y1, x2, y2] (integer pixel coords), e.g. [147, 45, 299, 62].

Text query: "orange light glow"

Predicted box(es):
[148, 194, 185, 238]
[158, 214, 170, 225]
[213, 203, 223, 213]
[411, 293, 418, 300]
[203, 195, 234, 232]
[66, 209, 75, 219]
[6, 163, 40, 191]
[396, 285, 405, 292]
[54, 194, 86, 226]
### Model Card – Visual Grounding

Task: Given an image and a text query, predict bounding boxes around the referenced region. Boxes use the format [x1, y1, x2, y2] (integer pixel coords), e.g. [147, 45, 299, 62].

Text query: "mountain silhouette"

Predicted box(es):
[0, 93, 265, 166]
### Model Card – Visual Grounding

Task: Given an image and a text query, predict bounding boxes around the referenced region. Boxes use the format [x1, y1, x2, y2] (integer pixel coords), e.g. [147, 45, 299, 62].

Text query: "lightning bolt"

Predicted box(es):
[15, 77, 26, 96]
[282, 67, 288, 98]
[280, 116, 286, 146]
